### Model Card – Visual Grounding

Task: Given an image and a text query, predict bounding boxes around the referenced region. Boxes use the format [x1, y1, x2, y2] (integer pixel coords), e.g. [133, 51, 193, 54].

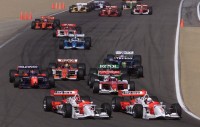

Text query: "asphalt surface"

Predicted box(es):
[0, 0, 200, 127]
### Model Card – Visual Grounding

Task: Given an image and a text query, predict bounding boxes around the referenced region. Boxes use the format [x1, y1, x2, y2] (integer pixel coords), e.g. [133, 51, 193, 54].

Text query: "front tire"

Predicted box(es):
[43, 96, 55, 111]
[62, 104, 72, 118]
[101, 103, 112, 117]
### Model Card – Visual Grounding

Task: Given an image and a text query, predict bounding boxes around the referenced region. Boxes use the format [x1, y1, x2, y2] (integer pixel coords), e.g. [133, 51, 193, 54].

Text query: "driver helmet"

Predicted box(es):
[74, 94, 81, 102]
[64, 62, 70, 68]
[30, 69, 36, 75]
[146, 98, 153, 104]
[44, 18, 48, 22]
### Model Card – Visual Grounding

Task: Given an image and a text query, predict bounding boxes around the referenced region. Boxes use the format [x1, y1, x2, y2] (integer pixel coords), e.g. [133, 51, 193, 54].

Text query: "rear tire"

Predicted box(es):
[77, 69, 84, 80]
[31, 21, 36, 29]
[43, 96, 55, 111]
[53, 19, 60, 29]
[48, 76, 55, 88]
[84, 41, 91, 50]
[93, 81, 99, 93]
[9, 69, 18, 83]
[78, 63, 86, 75]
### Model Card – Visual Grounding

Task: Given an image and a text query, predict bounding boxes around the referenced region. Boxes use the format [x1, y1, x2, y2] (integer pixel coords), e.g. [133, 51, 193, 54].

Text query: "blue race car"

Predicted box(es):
[59, 34, 91, 50]
[103, 51, 143, 78]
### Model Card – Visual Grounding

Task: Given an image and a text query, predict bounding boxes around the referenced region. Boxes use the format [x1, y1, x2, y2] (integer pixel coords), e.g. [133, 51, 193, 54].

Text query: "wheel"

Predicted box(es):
[31, 21, 36, 29]
[149, 7, 153, 15]
[133, 104, 143, 118]
[121, 74, 130, 82]
[78, 63, 86, 75]
[14, 77, 20, 88]
[112, 97, 123, 112]
[84, 40, 91, 50]
[101, 103, 112, 117]
[170, 103, 182, 117]
[53, 30, 57, 37]
[80, 95, 91, 101]
[93, 81, 99, 93]
[84, 37, 91, 47]
[75, 26, 82, 34]
[107, 54, 114, 61]
[88, 68, 98, 75]
[43, 96, 55, 111]
[48, 76, 55, 88]
[9, 69, 17, 83]
[77, 69, 84, 80]
[62, 104, 72, 118]
[59, 41, 64, 49]
[53, 19, 60, 29]
[133, 55, 142, 65]
[118, 10, 122, 17]
[129, 81, 135, 91]
[135, 66, 143, 78]
[88, 74, 98, 88]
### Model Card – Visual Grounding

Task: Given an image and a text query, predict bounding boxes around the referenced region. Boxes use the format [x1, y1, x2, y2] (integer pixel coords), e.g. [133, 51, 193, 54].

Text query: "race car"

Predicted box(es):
[87, 64, 131, 88]
[99, 6, 122, 17]
[48, 59, 86, 80]
[69, 2, 95, 13]
[43, 90, 112, 119]
[112, 90, 182, 120]
[121, 0, 137, 10]
[93, 0, 110, 10]
[9, 65, 55, 88]
[59, 34, 91, 50]
[31, 16, 60, 30]
[131, 3, 152, 15]
[92, 74, 135, 94]
[103, 51, 143, 78]
[53, 24, 82, 37]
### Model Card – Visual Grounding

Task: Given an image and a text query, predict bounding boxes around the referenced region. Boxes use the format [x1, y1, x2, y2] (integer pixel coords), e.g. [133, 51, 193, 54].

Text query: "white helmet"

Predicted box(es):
[147, 98, 152, 104]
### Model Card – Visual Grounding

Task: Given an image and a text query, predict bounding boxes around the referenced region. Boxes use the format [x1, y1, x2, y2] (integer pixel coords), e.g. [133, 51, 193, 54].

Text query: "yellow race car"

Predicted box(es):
[69, 3, 94, 13]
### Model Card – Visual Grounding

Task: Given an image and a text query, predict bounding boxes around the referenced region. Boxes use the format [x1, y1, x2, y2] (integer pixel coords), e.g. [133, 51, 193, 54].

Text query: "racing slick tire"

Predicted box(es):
[101, 103, 112, 118]
[112, 97, 124, 112]
[14, 77, 20, 88]
[107, 54, 114, 61]
[149, 7, 153, 15]
[9, 69, 18, 83]
[53, 19, 60, 29]
[129, 81, 135, 91]
[170, 103, 182, 117]
[118, 9, 122, 17]
[121, 74, 130, 82]
[78, 69, 85, 80]
[133, 55, 142, 65]
[135, 66, 143, 78]
[78, 63, 86, 75]
[59, 41, 64, 49]
[53, 30, 57, 37]
[31, 21, 36, 29]
[48, 76, 55, 88]
[93, 81, 99, 93]
[89, 68, 98, 75]
[133, 104, 143, 118]
[84, 39, 91, 50]
[62, 104, 72, 118]
[75, 26, 82, 34]
[80, 96, 91, 102]
[88, 74, 98, 88]
[43, 96, 55, 111]
[84, 37, 91, 47]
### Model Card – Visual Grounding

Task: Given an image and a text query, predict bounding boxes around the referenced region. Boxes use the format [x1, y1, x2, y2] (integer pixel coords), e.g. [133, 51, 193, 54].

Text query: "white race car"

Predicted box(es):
[112, 90, 182, 120]
[43, 90, 112, 119]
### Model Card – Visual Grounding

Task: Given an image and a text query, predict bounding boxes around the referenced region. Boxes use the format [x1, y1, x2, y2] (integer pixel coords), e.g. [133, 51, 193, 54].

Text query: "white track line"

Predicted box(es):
[175, 0, 200, 120]
[197, 1, 200, 21]
[0, 0, 94, 49]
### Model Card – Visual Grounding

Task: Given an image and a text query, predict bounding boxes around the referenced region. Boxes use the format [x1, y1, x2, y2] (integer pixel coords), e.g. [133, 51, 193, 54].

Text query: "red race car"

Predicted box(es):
[31, 16, 60, 30]
[48, 59, 86, 80]
[53, 24, 82, 37]
[131, 3, 152, 15]
[9, 65, 55, 88]
[92, 74, 135, 94]
[99, 6, 122, 17]
[43, 90, 112, 119]
[112, 90, 182, 119]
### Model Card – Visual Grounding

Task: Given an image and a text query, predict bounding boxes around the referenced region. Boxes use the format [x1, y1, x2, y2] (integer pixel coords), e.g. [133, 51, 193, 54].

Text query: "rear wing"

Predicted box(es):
[126, 1, 137, 4]
[76, 3, 88, 6]
[94, 1, 105, 3]
[98, 64, 119, 69]
[98, 70, 121, 75]
[115, 51, 134, 55]
[61, 24, 77, 27]
[57, 59, 78, 63]
[17, 65, 39, 69]
[50, 90, 78, 96]
[41, 16, 55, 20]
[67, 34, 85, 38]
[105, 6, 118, 8]
[118, 90, 147, 97]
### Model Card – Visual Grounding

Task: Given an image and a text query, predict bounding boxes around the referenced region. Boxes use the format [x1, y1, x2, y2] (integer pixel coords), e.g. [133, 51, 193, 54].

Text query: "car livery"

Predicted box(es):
[131, 3, 152, 15]
[99, 6, 122, 17]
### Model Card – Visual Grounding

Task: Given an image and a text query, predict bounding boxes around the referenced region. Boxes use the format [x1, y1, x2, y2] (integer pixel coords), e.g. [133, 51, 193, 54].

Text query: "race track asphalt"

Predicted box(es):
[0, 0, 200, 127]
